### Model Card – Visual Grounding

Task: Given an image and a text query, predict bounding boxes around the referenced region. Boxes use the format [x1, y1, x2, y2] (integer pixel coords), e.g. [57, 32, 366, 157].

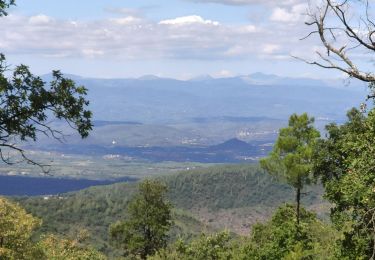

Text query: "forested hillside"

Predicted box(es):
[16, 164, 326, 257]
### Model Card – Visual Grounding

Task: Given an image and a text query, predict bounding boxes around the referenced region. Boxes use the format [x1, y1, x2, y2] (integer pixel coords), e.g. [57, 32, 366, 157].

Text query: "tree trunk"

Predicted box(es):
[142, 226, 152, 260]
[296, 187, 301, 226]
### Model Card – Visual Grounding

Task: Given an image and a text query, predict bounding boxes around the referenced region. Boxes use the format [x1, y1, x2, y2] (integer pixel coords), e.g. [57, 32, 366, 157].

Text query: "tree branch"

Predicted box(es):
[300, 0, 375, 83]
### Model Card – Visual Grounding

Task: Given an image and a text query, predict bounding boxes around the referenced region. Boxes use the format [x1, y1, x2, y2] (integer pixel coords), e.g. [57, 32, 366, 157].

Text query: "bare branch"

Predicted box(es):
[0, 143, 52, 174]
[301, 0, 375, 83]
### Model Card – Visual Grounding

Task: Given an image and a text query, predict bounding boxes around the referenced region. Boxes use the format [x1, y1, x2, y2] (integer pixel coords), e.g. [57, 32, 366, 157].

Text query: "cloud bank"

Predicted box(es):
[0, 4, 316, 63]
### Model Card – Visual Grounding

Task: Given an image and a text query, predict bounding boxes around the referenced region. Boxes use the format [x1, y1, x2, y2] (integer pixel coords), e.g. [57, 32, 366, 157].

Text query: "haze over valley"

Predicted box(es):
[0, 72, 366, 186]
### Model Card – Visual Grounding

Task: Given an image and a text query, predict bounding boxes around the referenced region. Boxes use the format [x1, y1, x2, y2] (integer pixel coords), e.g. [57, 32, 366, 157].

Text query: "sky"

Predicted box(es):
[0, 0, 371, 79]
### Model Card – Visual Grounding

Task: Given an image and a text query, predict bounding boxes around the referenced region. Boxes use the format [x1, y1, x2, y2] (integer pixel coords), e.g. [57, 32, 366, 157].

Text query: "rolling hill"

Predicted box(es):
[16, 164, 327, 257]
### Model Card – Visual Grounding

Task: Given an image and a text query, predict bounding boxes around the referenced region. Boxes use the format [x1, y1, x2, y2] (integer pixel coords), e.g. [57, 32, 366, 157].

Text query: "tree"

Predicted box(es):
[301, 0, 375, 87]
[0, 1, 92, 170]
[151, 206, 339, 260]
[300, 1, 375, 257]
[0, 197, 106, 259]
[151, 231, 234, 260]
[0, 0, 14, 16]
[39, 233, 106, 260]
[243, 204, 339, 260]
[109, 179, 172, 259]
[0, 197, 44, 259]
[312, 108, 375, 259]
[260, 113, 320, 226]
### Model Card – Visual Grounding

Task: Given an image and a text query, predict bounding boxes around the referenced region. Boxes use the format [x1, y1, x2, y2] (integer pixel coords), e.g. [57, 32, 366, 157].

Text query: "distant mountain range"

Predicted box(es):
[42, 72, 368, 124]
[30, 72, 370, 150]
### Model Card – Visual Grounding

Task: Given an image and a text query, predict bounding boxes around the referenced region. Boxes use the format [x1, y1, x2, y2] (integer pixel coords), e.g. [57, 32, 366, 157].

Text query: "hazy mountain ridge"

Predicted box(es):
[42, 73, 367, 123]
[30, 73, 368, 162]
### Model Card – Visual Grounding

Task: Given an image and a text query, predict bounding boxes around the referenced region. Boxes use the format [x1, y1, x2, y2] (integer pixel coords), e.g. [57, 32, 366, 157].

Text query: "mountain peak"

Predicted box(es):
[211, 138, 252, 150]
[138, 75, 160, 80]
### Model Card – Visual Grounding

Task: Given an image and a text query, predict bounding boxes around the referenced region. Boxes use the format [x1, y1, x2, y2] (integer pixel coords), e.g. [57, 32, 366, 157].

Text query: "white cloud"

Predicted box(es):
[212, 69, 234, 78]
[0, 12, 315, 62]
[224, 45, 248, 57]
[237, 25, 259, 33]
[262, 44, 280, 54]
[28, 14, 53, 25]
[159, 15, 219, 26]
[270, 8, 295, 22]
[270, 3, 307, 23]
[109, 16, 142, 25]
[292, 3, 307, 13]
[82, 49, 105, 58]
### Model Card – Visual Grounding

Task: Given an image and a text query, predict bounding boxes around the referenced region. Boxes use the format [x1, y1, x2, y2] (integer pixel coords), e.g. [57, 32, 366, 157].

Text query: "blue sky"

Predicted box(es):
[14, 0, 258, 24]
[0, 0, 369, 79]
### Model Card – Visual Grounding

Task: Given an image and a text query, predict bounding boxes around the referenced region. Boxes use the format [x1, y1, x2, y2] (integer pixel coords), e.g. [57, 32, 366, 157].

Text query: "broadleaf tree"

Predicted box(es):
[244, 204, 339, 260]
[0, 197, 106, 259]
[150, 231, 234, 260]
[260, 113, 320, 226]
[312, 108, 375, 259]
[0, 0, 14, 16]
[0, 197, 44, 259]
[0, 1, 92, 170]
[40, 234, 106, 260]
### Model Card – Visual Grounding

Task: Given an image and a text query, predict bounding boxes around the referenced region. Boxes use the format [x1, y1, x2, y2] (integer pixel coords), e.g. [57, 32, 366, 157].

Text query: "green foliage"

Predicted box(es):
[244, 204, 339, 260]
[0, 2, 92, 166]
[170, 209, 212, 242]
[39, 233, 106, 260]
[151, 231, 234, 260]
[0, 56, 92, 141]
[163, 164, 323, 211]
[260, 113, 320, 190]
[260, 113, 320, 224]
[313, 108, 375, 258]
[0, 0, 14, 16]
[16, 165, 325, 256]
[109, 180, 172, 259]
[0, 197, 44, 259]
[0, 197, 106, 259]
[175, 231, 232, 260]
[18, 183, 142, 256]
[151, 205, 338, 260]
